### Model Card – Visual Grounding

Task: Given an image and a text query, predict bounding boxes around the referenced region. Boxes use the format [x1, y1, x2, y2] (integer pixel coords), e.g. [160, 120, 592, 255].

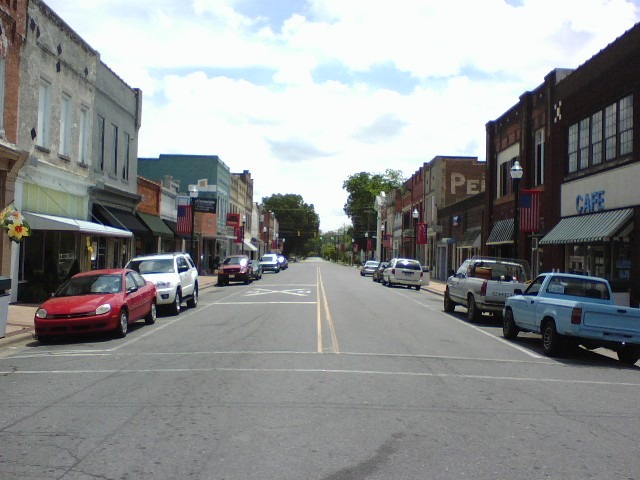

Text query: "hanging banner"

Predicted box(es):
[417, 222, 428, 245]
[227, 213, 241, 227]
[234, 226, 243, 243]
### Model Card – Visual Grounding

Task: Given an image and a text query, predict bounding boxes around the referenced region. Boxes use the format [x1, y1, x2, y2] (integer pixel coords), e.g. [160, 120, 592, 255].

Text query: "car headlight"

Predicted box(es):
[35, 308, 47, 319]
[155, 281, 173, 288]
[95, 304, 112, 315]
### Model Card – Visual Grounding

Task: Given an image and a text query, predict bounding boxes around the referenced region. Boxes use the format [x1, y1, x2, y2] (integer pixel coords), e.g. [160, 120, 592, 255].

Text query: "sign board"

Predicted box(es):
[193, 197, 217, 214]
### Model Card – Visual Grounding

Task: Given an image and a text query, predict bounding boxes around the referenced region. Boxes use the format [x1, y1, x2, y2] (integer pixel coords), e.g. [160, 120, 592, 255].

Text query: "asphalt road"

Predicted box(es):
[0, 258, 639, 479]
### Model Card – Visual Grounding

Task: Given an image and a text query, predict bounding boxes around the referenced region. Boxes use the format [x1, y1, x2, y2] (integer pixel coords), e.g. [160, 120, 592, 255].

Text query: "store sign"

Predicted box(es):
[575, 190, 605, 214]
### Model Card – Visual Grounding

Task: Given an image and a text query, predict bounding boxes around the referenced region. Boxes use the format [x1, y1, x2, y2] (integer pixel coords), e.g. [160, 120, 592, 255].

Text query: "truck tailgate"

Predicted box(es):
[583, 307, 640, 333]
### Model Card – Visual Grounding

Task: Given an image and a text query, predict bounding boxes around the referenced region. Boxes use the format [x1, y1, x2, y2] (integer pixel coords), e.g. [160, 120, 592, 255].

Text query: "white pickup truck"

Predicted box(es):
[503, 272, 640, 364]
[444, 257, 531, 322]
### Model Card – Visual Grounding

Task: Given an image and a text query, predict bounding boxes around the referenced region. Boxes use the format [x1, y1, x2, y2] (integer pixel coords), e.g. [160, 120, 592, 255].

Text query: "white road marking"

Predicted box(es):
[2, 365, 639, 387]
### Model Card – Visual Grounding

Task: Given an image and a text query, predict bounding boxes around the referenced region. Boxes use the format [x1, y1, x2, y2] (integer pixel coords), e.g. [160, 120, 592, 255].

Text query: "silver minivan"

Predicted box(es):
[382, 258, 423, 290]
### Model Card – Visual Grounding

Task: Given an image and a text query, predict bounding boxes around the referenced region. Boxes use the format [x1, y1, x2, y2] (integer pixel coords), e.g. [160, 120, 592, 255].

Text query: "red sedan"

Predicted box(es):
[34, 269, 157, 342]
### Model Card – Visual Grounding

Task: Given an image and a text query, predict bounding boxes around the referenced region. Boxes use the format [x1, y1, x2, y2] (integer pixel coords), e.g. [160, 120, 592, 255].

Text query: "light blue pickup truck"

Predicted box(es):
[503, 273, 640, 365]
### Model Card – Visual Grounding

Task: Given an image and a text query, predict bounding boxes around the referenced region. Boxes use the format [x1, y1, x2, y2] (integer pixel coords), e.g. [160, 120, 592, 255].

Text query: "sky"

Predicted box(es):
[45, 0, 640, 232]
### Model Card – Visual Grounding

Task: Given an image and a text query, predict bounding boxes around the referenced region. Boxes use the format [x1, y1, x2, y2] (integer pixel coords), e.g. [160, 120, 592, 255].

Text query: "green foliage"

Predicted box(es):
[262, 193, 320, 257]
[342, 169, 404, 236]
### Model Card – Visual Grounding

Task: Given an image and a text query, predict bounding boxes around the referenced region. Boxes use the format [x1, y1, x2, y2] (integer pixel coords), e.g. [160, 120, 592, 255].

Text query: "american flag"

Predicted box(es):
[520, 190, 541, 233]
[177, 204, 192, 235]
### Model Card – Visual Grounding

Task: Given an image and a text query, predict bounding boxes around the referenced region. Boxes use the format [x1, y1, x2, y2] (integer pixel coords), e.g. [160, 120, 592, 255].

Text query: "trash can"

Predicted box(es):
[0, 276, 11, 338]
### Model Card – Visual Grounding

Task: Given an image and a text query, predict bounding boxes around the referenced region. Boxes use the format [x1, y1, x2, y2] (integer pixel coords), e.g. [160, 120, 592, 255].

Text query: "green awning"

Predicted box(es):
[136, 212, 175, 238]
[457, 228, 482, 248]
[486, 219, 514, 245]
[540, 208, 633, 245]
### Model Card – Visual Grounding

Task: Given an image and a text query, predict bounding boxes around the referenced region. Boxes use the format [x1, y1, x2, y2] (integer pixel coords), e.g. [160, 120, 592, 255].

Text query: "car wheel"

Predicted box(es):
[467, 296, 481, 323]
[387, 280, 393, 288]
[115, 309, 128, 338]
[187, 286, 198, 308]
[415, 285, 420, 291]
[617, 345, 640, 365]
[443, 290, 455, 313]
[542, 319, 562, 357]
[145, 301, 157, 325]
[502, 309, 519, 340]
[171, 290, 182, 315]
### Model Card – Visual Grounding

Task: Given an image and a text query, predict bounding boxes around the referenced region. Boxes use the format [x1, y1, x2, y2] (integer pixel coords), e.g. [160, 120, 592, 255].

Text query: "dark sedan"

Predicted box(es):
[372, 262, 389, 283]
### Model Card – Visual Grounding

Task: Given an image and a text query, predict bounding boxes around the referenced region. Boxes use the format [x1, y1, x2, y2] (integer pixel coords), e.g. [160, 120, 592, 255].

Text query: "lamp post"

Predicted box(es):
[263, 225, 268, 254]
[381, 224, 385, 261]
[412, 208, 419, 260]
[510, 160, 523, 259]
[364, 232, 368, 260]
[241, 214, 246, 256]
[189, 186, 198, 260]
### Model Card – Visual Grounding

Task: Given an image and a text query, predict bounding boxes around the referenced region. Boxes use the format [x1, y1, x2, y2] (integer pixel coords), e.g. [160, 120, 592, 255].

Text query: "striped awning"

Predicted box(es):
[486, 219, 514, 245]
[540, 208, 633, 245]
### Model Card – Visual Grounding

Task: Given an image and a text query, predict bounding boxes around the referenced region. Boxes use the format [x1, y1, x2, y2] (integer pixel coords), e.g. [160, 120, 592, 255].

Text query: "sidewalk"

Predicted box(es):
[0, 274, 220, 348]
[0, 274, 446, 349]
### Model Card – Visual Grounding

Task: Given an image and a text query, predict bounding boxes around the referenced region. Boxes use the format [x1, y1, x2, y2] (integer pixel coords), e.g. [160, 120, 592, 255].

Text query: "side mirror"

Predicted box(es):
[448, 270, 455, 277]
[514, 288, 523, 295]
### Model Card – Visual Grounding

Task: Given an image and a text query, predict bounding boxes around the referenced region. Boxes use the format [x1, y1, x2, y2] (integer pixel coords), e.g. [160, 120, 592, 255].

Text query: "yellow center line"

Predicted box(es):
[317, 266, 340, 354]
[316, 267, 323, 353]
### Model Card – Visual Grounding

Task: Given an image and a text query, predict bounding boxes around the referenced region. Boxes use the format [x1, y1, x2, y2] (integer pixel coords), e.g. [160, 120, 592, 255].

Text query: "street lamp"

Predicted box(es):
[364, 232, 368, 260]
[381, 224, 385, 261]
[189, 186, 198, 260]
[510, 160, 523, 259]
[241, 214, 246, 256]
[263, 225, 268, 254]
[413, 208, 420, 261]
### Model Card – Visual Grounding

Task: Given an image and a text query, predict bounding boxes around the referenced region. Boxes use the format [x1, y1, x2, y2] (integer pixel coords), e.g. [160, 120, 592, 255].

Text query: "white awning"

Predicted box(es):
[243, 239, 258, 251]
[24, 212, 133, 238]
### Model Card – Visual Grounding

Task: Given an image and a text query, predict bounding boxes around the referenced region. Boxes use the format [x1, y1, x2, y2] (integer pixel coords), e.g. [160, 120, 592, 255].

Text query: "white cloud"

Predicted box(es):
[46, 0, 640, 230]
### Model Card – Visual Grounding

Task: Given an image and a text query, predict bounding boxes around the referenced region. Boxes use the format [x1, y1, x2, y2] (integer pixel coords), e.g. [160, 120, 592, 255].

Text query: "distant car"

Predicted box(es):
[260, 254, 280, 273]
[217, 255, 253, 285]
[382, 258, 424, 290]
[126, 252, 199, 315]
[250, 260, 263, 280]
[34, 269, 157, 341]
[360, 260, 380, 277]
[277, 255, 288, 270]
[372, 262, 388, 283]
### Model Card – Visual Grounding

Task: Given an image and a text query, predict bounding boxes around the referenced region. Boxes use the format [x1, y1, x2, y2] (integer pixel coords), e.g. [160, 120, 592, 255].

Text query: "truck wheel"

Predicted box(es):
[617, 345, 640, 365]
[443, 290, 455, 313]
[502, 309, 519, 340]
[542, 319, 562, 357]
[467, 296, 481, 323]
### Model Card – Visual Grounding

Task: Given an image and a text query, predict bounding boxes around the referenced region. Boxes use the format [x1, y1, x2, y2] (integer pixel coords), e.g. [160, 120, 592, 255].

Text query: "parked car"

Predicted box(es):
[372, 262, 388, 283]
[277, 255, 288, 270]
[360, 260, 380, 277]
[382, 258, 424, 290]
[503, 272, 640, 364]
[260, 254, 280, 273]
[126, 252, 199, 315]
[217, 255, 253, 285]
[34, 269, 157, 341]
[250, 260, 263, 280]
[444, 256, 531, 322]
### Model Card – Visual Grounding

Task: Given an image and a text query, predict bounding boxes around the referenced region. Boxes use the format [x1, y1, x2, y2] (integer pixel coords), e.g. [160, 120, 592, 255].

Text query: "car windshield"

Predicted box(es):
[223, 257, 248, 266]
[56, 274, 122, 297]
[261, 255, 277, 262]
[128, 259, 174, 274]
[365, 261, 379, 267]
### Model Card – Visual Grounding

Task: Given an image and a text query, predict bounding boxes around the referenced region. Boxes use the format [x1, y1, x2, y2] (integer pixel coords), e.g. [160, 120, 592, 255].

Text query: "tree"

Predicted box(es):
[343, 169, 404, 237]
[262, 194, 320, 257]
